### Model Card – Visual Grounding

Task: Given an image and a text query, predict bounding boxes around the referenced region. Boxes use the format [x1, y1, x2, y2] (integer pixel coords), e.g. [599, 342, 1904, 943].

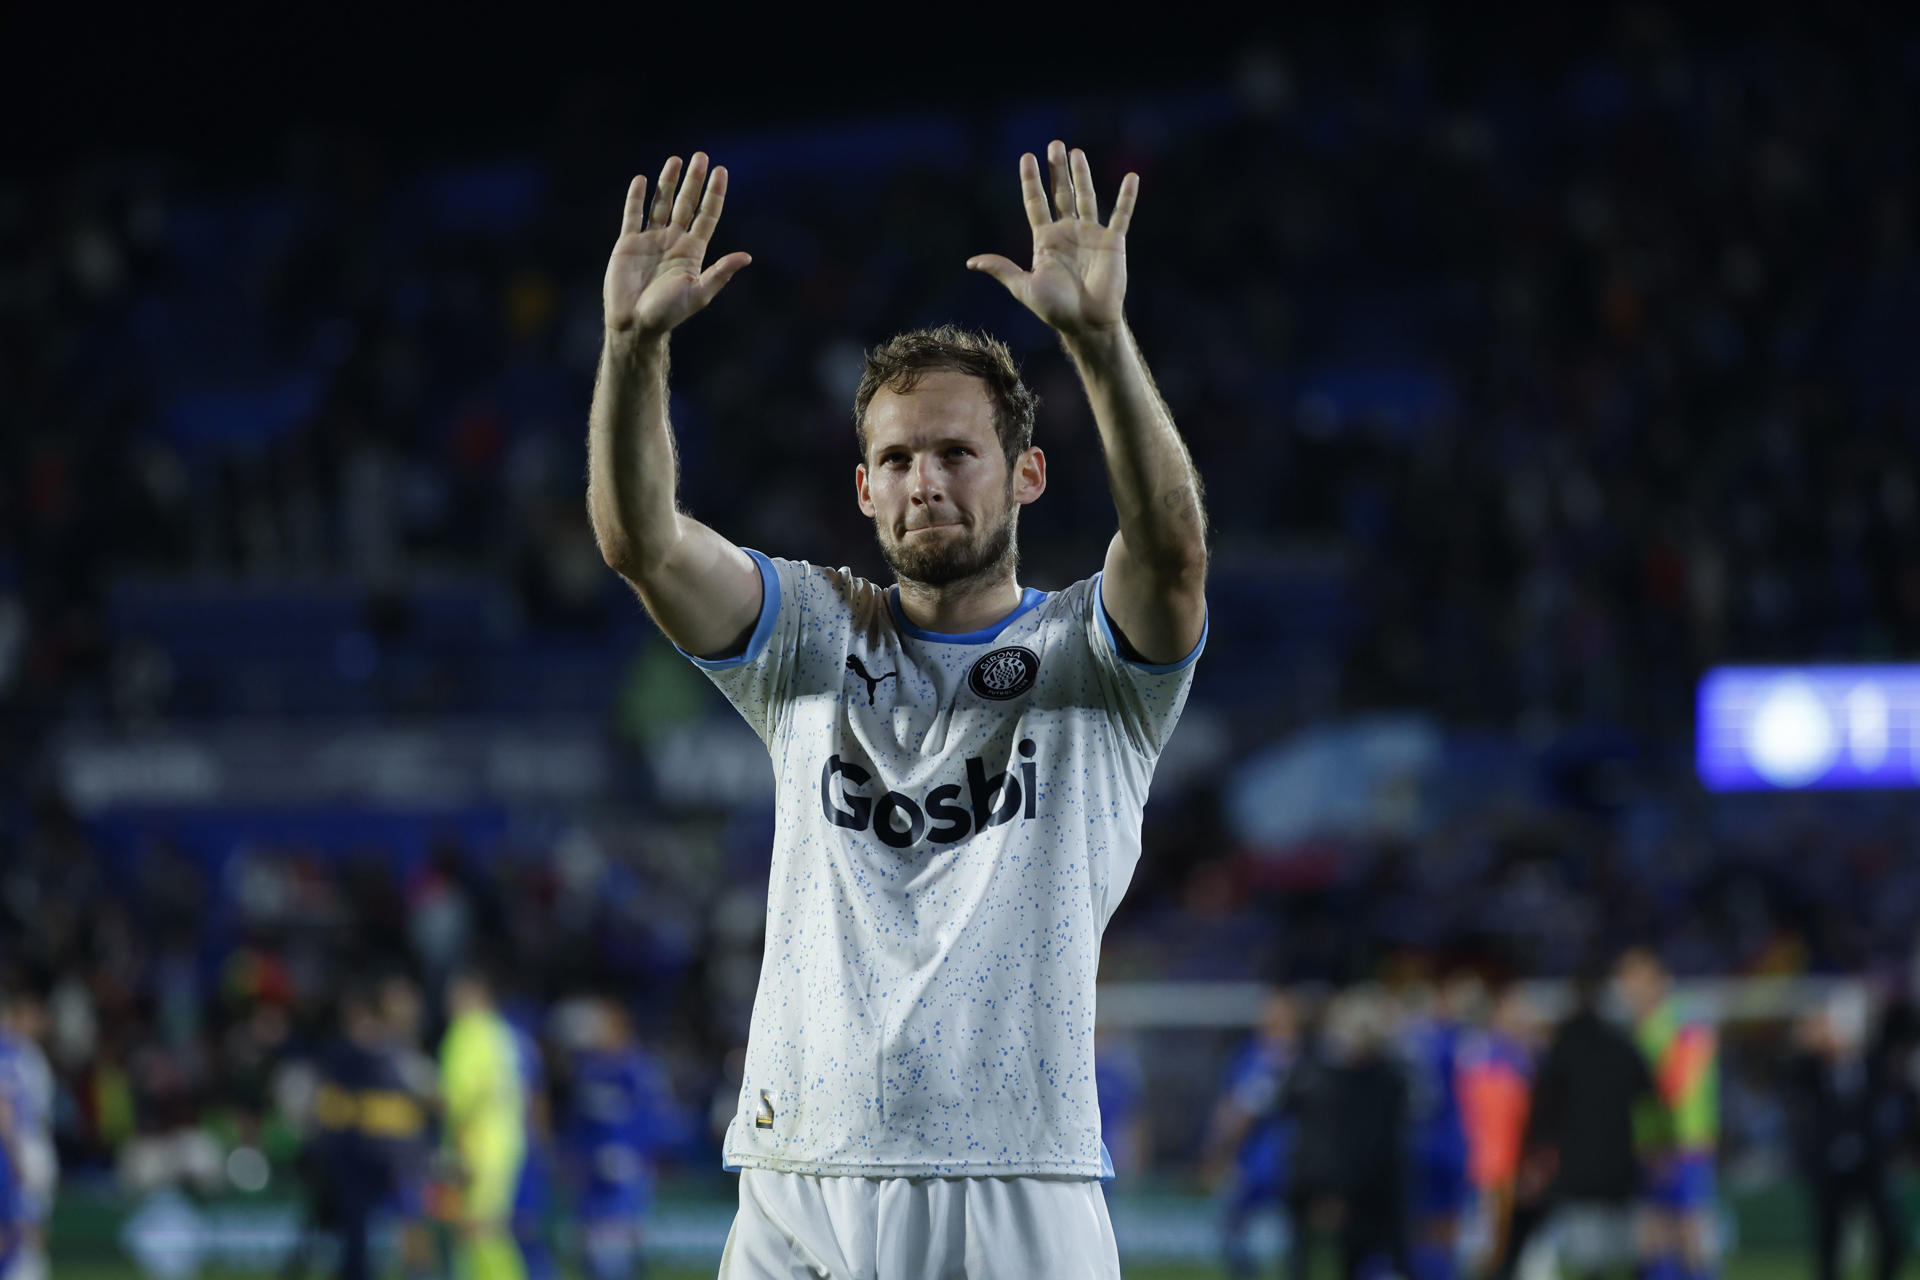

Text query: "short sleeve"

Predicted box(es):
[1082, 571, 1206, 759]
[670, 549, 802, 746]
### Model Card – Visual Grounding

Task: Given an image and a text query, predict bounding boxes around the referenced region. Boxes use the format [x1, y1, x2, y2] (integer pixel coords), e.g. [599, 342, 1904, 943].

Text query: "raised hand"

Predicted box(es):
[967, 140, 1138, 338]
[604, 153, 752, 338]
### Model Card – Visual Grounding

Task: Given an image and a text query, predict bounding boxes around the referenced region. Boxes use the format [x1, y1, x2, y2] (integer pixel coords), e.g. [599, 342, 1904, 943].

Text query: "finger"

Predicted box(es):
[697, 251, 753, 300]
[689, 164, 729, 245]
[672, 152, 710, 230]
[1110, 172, 1140, 235]
[965, 253, 1028, 289]
[621, 175, 648, 236]
[1070, 148, 1098, 221]
[1047, 139, 1073, 219]
[1017, 153, 1050, 230]
[649, 156, 682, 229]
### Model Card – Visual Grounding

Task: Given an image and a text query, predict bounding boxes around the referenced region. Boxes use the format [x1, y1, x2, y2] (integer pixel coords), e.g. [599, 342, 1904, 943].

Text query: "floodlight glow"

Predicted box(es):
[1697, 665, 1920, 791]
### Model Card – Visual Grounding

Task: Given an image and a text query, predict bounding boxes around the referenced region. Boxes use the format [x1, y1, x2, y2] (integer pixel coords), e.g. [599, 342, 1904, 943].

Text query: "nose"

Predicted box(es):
[909, 456, 944, 508]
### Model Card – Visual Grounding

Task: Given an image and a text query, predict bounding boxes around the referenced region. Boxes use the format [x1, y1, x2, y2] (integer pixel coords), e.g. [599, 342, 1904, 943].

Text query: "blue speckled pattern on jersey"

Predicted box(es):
[682, 549, 1203, 1178]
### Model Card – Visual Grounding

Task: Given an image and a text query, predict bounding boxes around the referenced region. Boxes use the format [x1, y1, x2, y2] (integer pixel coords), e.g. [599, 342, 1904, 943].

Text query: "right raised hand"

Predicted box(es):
[604, 152, 752, 338]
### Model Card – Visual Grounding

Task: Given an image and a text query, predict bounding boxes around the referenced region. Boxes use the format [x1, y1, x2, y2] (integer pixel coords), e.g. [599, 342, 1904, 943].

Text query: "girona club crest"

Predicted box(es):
[967, 646, 1039, 701]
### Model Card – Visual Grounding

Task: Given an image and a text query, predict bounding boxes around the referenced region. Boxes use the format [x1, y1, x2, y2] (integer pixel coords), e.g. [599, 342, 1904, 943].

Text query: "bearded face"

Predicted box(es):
[872, 481, 1019, 588]
[855, 370, 1039, 595]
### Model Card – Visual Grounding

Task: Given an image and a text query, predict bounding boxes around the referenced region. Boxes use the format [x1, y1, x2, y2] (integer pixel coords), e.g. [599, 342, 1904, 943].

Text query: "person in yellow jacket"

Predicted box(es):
[440, 966, 526, 1280]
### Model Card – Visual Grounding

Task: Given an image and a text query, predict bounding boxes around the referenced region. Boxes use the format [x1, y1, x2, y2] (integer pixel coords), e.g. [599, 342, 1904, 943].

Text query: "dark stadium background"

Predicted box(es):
[4, 5, 1918, 1277]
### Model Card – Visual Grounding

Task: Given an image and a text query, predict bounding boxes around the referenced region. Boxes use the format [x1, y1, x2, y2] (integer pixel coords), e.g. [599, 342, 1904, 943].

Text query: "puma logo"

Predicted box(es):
[845, 654, 897, 706]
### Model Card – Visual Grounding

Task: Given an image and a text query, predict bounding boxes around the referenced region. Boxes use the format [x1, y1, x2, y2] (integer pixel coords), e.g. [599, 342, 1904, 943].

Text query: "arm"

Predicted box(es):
[970, 142, 1207, 663]
[1200, 1092, 1256, 1186]
[587, 152, 763, 658]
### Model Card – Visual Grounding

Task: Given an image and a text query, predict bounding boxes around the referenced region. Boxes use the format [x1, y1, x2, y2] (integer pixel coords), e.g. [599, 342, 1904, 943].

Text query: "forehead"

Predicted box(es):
[864, 369, 998, 450]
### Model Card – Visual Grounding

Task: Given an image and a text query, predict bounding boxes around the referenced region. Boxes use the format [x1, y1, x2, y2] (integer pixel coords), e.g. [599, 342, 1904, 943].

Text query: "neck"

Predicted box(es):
[894, 563, 1024, 635]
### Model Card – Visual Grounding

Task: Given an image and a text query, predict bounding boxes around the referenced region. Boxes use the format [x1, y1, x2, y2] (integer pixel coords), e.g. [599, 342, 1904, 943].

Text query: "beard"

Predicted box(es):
[875, 497, 1018, 590]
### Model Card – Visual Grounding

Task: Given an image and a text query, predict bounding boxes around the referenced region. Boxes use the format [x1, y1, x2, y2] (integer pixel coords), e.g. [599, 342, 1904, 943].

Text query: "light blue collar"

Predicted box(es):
[888, 585, 1045, 644]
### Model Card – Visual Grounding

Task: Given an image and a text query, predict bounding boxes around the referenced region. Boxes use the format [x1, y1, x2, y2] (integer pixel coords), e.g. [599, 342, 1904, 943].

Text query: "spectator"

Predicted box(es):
[1278, 1001, 1345, 1280]
[308, 982, 428, 1280]
[1458, 984, 1537, 1278]
[1325, 988, 1412, 1280]
[1203, 988, 1303, 1280]
[439, 965, 526, 1280]
[1617, 947, 1720, 1280]
[1787, 996, 1910, 1280]
[1520, 965, 1657, 1280]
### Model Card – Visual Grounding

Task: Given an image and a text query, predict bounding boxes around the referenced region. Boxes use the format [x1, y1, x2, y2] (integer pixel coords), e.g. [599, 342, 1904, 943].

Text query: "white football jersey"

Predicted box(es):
[682, 550, 1203, 1179]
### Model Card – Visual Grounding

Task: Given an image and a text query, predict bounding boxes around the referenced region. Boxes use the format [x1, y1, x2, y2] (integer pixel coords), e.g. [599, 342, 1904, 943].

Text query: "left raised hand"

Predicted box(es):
[968, 140, 1137, 339]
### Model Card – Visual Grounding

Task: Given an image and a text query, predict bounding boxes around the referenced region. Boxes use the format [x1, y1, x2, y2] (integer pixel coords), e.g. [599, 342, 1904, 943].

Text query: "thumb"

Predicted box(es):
[966, 254, 1026, 289]
[697, 251, 753, 301]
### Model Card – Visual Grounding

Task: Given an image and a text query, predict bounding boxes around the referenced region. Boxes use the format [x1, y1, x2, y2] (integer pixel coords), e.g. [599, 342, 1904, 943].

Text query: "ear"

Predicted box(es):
[855, 463, 875, 518]
[1012, 447, 1046, 506]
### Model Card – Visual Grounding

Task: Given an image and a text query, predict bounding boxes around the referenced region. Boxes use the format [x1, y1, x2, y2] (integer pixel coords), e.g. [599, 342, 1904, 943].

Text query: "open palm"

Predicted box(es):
[605, 152, 751, 338]
[968, 141, 1138, 336]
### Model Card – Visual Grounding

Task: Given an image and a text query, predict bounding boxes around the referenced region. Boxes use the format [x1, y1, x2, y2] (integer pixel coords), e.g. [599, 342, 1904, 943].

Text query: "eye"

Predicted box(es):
[947, 446, 974, 458]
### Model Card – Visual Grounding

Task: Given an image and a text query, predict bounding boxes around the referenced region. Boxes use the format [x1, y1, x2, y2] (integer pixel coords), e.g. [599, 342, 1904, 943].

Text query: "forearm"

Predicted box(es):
[1061, 324, 1206, 575]
[583, 327, 764, 657]
[587, 329, 682, 575]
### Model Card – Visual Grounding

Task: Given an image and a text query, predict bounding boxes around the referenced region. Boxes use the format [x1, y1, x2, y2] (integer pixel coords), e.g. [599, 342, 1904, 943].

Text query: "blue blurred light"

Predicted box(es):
[1696, 665, 1920, 791]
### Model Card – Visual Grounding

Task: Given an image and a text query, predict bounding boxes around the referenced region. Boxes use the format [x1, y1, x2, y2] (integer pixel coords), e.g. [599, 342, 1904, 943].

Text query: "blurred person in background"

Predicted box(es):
[1278, 997, 1344, 1280]
[439, 964, 527, 1280]
[1616, 947, 1719, 1280]
[509, 1012, 560, 1280]
[1787, 993, 1910, 1280]
[1518, 963, 1657, 1280]
[1203, 988, 1302, 1280]
[1398, 976, 1476, 1280]
[378, 974, 441, 1280]
[563, 996, 684, 1280]
[1094, 1026, 1150, 1188]
[0, 1093, 18, 1280]
[310, 981, 430, 1280]
[1457, 982, 1537, 1278]
[0, 981, 55, 1280]
[1326, 987, 1413, 1280]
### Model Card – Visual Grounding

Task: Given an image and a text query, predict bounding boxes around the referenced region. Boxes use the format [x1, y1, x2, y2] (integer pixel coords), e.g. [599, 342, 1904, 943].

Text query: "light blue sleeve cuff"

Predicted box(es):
[1093, 571, 1208, 673]
[675, 548, 781, 670]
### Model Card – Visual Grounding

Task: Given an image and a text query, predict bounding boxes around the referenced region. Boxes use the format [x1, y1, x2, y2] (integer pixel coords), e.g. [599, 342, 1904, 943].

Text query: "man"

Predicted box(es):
[1204, 989, 1302, 1280]
[508, 1013, 559, 1280]
[311, 982, 430, 1280]
[440, 966, 527, 1280]
[1787, 995, 1908, 1280]
[1615, 947, 1718, 1280]
[1520, 965, 1657, 1280]
[377, 974, 440, 1280]
[1397, 979, 1472, 1280]
[586, 140, 1207, 1279]
[564, 997, 684, 1280]
[1456, 983, 1536, 1279]
[1325, 989, 1413, 1280]
[1094, 1027, 1149, 1186]
[1276, 1005, 1345, 1280]
[0, 983, 54, 1280]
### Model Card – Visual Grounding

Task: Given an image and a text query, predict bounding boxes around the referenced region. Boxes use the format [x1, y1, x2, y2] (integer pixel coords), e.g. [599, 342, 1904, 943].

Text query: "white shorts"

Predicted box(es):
[717, 1169, 1120, 1280]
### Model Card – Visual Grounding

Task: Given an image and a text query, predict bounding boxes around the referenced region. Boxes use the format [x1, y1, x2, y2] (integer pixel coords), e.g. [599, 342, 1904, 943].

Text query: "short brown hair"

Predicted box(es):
[853, 325, 1039, 469]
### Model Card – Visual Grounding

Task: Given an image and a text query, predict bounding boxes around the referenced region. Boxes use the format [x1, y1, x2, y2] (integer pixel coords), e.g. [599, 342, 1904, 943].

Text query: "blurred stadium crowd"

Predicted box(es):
[2, 6, 1919, 1270]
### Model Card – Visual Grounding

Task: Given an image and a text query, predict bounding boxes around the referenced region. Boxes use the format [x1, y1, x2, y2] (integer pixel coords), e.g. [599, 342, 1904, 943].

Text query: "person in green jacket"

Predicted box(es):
[1617, 946, 1720, 1280]
[440, 965, 527, 1280]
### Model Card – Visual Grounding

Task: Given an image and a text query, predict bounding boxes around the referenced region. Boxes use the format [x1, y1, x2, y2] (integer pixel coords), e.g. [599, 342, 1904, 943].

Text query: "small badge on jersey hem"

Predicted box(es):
[968, 646, 1039, 700]
[755, 1089, 775, 1130]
